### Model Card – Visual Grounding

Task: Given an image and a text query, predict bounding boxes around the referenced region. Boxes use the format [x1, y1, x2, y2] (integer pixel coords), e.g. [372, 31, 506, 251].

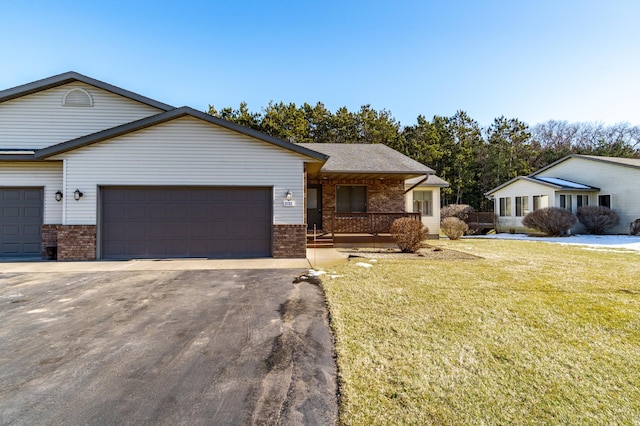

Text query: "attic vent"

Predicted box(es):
[63, 88, 93, 107]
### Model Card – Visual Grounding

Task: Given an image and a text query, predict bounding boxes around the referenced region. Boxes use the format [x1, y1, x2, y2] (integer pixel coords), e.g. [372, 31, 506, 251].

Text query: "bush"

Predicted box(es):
[390, 218, 428, 253]
[522, 207, 577, 236]
[576, 206, 620, 234]
[441, 204, 474, 221]
[440, 217, 468, 240]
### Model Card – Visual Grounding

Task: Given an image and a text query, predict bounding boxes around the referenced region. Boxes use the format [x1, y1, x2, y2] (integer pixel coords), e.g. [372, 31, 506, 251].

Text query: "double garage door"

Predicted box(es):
[101, 187, 272, 259]
[0, 188, 43, 258]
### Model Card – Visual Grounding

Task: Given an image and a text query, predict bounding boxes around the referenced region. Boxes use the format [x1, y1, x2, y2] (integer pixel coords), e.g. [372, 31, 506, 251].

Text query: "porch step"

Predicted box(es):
[307, 232, 334, 248]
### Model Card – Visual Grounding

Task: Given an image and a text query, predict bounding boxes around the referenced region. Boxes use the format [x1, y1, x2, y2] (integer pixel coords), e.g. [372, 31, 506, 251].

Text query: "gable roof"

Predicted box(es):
[34, 107, 329, 161]
[531, 154, 640, 176]
[486, 175, 599, 195]
[405, 174, 449, 188]
[0, 71, 174, 111]
[299, 143, 433, 179]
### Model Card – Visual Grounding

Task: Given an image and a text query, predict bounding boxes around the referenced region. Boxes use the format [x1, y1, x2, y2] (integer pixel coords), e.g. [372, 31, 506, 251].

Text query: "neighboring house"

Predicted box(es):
[405, 175, 449, 237]
[486, 155, 640, 234]
[0, 72, 446, 260]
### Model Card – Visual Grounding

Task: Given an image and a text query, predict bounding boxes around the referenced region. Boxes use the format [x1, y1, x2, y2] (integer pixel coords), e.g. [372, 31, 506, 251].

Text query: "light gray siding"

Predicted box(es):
[53, 117, 309, 225]
[0, 161, 63, 224]
[0, 82, 162, 150]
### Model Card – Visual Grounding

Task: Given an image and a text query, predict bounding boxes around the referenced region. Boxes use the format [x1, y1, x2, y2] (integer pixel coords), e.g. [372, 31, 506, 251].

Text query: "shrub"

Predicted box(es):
[522, 207, 577, 236]
[576, 206, 620, 235]
[441, 204, 475, 221]
[440, 217, 468, 240]
[390, 218, 428, 253]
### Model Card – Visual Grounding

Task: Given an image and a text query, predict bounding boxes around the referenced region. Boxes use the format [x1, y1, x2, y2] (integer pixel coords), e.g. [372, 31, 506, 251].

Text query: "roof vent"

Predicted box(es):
[63, 88, 93, 107]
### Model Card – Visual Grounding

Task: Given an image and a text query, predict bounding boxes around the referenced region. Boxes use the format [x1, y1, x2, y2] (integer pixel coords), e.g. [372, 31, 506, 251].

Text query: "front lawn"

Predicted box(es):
[321, 239, 640, 425]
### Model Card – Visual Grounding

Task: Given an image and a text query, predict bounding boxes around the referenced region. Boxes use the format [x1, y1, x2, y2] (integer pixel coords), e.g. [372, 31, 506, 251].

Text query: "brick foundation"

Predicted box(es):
[57, 225, 97, 261]
[41, 225, 59, 259]
[273, 224, 307, 258]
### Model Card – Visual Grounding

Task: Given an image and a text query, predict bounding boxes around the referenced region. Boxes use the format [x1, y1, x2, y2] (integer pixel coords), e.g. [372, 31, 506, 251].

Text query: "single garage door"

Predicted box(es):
[0, 188, 43, 258]
[101, 187, 272, 259]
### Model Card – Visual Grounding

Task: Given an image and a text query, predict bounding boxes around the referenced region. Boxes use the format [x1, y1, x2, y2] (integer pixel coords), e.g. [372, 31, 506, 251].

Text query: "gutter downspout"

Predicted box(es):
[403, 174, 431, 195]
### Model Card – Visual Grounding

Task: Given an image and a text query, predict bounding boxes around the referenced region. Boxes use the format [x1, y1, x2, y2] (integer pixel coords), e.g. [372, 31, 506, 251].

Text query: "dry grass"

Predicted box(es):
[321, 239, 640, 425]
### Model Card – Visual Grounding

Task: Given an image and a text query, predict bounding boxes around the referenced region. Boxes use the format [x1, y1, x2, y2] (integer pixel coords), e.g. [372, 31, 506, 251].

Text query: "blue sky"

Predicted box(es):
[1, 0, 639, 128]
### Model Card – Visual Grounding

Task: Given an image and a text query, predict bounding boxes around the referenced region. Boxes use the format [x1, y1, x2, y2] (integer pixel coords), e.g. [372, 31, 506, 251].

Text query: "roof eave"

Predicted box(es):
[34, 107, 330, 161]
[0, 71, 175, 111]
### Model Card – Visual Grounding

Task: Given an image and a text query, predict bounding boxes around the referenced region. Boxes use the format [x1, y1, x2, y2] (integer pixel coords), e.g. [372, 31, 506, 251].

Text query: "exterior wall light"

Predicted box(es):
[73, 189, 84, 201]
[285, 190, 293, 201]
[55, 190, 63, 202]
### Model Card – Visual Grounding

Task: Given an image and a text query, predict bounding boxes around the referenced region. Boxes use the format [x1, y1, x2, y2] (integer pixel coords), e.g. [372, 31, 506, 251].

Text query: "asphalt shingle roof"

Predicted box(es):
[300, 143, 433, 174]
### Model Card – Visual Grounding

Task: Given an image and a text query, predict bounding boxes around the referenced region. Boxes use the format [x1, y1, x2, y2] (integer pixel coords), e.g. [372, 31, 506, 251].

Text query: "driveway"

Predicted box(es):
[0, 268, 337, 425]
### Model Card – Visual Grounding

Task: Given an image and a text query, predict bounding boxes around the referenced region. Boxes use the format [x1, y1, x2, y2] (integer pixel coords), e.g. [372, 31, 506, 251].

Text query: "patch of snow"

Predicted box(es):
[356, 262, 373, 268]
[466, 233, 640, 252]
[308, 269, 326, 276]
[368, 259, 378, 263]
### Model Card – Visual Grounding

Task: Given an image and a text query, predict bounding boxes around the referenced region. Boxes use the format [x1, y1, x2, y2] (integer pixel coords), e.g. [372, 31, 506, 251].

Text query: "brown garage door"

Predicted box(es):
[101, 187, 272, 259]
[0, 188, 43, 258]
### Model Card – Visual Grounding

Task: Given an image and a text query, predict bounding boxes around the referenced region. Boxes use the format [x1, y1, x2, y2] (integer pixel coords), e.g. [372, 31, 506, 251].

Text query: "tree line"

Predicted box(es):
[208, 102, 640, 211]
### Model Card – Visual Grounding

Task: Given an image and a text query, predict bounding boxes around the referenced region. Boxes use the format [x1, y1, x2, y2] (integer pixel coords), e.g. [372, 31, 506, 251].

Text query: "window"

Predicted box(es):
[515, 196, 529, 217]
[62, 88, 93, 107]
[576, 194, 589, 208]
[499, 197, 511, 217]
[336, 186, 367, 212]
[412, 190, 433, 216]
[559, 194, 573, 212]
[533, 195, 548, 211]
[598, 194, 611, 209]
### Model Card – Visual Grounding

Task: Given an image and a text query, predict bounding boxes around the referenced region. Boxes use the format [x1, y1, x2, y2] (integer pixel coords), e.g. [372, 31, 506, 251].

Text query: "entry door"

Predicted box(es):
[307, 185, 322, 231]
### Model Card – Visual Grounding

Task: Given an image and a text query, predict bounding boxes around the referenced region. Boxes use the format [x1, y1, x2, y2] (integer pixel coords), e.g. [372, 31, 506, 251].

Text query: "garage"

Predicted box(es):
[100, 187, 272, 259]
[0, 188, 43, 258]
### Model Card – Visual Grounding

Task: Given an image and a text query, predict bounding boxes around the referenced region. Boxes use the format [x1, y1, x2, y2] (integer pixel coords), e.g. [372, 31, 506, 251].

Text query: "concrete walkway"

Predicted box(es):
[0, 249, 347, 273]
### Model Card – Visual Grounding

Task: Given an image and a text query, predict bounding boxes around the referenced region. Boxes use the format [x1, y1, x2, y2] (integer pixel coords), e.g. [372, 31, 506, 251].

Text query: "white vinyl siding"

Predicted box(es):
[53, 117, 311, 225]
[0, 82, 162, 149]
[491, 179, 556, 232]
[536, 158, 639, 234]
[0, 161, 63, 224]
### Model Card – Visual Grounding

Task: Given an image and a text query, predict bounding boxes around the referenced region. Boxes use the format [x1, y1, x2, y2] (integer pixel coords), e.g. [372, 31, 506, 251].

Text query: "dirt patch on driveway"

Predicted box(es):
[0, 269, 337, 425]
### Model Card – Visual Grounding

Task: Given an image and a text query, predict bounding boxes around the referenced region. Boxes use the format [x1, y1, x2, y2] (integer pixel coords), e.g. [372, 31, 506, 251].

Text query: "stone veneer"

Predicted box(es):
[57, 225, 97, 261]
[273, 224, 307, 258]
[309, 178, 406, 231]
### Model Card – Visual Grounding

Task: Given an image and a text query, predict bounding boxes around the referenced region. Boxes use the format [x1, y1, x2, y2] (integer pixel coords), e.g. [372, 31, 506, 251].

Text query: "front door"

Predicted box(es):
[307, 185, 322, 231]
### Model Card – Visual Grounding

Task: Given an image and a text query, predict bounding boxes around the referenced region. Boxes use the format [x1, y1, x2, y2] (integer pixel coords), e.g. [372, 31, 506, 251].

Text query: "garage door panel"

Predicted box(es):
[101, 187, 271, 259]
[0, 188, 43, 258]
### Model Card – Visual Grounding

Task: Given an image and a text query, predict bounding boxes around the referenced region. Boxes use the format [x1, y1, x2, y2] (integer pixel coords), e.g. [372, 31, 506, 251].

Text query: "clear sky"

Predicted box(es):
[1, 0, 639, 128]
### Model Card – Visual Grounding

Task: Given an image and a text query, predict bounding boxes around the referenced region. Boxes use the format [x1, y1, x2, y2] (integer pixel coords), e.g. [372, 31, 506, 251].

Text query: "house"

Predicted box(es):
[298, 143, 444, 238]
[486, 154, 640, 234]
[0, 72, 447, 260]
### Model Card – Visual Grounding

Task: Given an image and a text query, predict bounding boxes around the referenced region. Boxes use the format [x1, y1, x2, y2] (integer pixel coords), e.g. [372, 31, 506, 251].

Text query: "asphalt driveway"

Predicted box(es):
[0, 268, 337, 425]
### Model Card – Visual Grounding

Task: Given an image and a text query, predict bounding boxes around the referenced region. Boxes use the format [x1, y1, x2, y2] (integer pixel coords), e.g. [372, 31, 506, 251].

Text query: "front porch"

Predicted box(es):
[306, 212, 421, 248]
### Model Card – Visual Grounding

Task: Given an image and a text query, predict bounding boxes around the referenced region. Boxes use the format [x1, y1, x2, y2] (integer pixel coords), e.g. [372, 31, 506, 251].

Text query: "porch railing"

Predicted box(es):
[331, 212, 421, 237]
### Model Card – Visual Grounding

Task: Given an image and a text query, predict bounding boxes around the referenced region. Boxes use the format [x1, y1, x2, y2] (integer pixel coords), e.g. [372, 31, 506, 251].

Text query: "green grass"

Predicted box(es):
[321, 239, 640, 425]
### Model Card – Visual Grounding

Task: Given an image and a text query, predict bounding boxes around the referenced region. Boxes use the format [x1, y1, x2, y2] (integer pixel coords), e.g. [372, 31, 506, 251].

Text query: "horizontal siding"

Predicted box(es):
[537, 158, 640, 233]
[492, 179, 557, 231]
[0, 161, 63, 224]
[0, 82, 161, 149]
[56, 117, 308, 225]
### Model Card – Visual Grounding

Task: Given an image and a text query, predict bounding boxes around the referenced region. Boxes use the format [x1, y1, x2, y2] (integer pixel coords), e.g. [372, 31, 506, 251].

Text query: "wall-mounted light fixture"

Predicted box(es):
[285, 190, 293, 201]
[73, 189, 84, 201]
[55, 190, 63, 202]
